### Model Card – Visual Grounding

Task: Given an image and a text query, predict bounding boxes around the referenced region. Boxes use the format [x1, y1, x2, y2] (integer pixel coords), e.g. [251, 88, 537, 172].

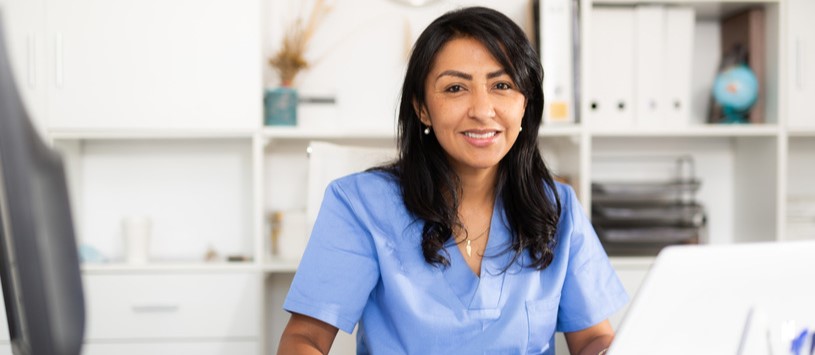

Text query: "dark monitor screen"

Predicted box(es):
[0, 13, 85, 355]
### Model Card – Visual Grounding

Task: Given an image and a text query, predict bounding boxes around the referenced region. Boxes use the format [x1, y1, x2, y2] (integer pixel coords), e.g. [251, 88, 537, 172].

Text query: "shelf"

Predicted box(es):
[589, 124, 779, 137]
[81, 261, 259, 274]
[787, 127, 815, 137]
[591, 0, 779, 19]
[262, 257, 300, 273]
[539, 124, 583, 137]
[263, 125, 584, 140]
[49, 128, 257, 140]
[261, 126, 396, 140]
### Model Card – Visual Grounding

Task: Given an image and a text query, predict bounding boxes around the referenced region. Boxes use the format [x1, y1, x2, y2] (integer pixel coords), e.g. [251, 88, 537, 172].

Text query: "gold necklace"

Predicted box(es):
[460, 224, 490, 257]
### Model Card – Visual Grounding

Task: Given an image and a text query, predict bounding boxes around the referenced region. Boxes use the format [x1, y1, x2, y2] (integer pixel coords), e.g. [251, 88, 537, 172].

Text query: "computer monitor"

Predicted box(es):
[0, 13, 85, 355]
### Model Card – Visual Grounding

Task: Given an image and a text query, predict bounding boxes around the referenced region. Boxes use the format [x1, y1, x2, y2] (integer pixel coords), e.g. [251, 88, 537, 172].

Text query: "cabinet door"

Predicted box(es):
[83, 272, 260, 340]
[44, 0, 261, 130]
[82, 341, 258, 355]
[0, 0, 47, 134]
[788, 0, 815, 128]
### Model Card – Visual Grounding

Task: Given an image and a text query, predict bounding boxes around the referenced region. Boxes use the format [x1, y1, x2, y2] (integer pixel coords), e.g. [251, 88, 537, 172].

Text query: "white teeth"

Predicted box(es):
[464, 131, 496, 139]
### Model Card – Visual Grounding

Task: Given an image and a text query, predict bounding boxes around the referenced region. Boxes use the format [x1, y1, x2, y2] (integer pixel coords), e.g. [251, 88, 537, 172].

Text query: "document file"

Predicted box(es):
[540, 0, 576, 125]
[586, 7, 635, 127]
[787, 0, 815, 128]
[663, 7, 695, 126]
[634, 5, 666, 126]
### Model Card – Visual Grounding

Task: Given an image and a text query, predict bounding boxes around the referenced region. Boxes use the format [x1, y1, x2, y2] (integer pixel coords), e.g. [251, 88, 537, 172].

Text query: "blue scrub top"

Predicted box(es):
[284, 171, 628, 354]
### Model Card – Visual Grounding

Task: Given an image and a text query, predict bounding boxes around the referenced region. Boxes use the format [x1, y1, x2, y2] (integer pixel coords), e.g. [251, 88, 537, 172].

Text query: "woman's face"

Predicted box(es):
[418, 36, 526, 176]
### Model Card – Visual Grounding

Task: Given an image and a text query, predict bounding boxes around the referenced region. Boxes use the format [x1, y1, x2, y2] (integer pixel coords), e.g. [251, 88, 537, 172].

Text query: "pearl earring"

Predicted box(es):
[520, 126, 523, 132]
[424, 127, 431, 135]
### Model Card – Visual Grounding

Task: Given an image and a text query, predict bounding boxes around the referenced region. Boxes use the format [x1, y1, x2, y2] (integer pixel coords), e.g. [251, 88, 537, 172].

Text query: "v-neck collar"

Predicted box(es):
[440, 198, 512, 310]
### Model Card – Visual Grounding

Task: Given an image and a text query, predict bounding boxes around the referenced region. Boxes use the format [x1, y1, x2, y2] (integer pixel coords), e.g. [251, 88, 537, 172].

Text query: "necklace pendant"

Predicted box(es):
[466, 240, 472, 257]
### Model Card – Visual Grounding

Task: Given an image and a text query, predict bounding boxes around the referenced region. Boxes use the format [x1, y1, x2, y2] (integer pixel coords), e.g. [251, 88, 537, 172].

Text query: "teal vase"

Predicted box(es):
[264, 86, 298, 126]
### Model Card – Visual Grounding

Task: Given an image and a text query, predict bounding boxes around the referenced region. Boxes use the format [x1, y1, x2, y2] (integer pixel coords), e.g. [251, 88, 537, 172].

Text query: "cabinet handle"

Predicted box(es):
[54, 33, 63, 88]
[131, 304, 180, 313]
[26, 35, 36, 89]
[797, 39, 806, 91]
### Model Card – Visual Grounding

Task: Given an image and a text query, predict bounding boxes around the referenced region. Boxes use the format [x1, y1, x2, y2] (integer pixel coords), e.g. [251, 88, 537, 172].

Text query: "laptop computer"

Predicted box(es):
[609, 240, 815, 355]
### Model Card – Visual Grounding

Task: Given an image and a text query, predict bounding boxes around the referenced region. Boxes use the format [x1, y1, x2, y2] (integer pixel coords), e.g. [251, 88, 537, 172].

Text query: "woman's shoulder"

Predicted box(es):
[330, 169, 400, 200]
[552, 181, 577, 200]
[541, 179, 578, 203]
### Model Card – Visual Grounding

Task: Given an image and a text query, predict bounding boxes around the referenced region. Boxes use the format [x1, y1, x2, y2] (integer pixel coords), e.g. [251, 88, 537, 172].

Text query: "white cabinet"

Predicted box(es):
[785, 0, 815, 243]
[82, 341, 258, 355]
[787, 0, 815, 128]
[53, 135, 257, 263]
[0, 0, 47, 134]
[2, 0, 262, 130]
[83, 272, 260, 340]
[0, 270, 262, 354]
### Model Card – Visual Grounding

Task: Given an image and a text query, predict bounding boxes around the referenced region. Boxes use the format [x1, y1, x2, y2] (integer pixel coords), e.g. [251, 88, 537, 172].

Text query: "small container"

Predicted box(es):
[122, 216, 152, 264]
[264, 86, 298, 126]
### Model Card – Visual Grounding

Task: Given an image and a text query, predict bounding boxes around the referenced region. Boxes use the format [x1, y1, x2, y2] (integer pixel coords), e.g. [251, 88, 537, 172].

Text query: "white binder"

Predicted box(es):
[663, 7, 695, 126]
[540, 0, 575, 125]
[787, 0, 815, 128]
[586, 7, 636, 127]
[634, 5, 666, 126]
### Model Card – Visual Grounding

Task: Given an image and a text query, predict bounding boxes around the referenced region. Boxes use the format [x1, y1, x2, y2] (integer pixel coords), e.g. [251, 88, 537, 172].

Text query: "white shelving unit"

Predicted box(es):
[1, 0, 812, 354]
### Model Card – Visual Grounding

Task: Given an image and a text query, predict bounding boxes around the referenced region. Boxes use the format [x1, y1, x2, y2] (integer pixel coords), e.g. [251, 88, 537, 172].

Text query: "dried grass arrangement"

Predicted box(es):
[269, 0, 332, 86]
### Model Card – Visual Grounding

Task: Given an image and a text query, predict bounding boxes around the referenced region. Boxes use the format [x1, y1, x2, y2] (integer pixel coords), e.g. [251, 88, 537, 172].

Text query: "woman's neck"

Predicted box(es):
[456, 166, 498, 207]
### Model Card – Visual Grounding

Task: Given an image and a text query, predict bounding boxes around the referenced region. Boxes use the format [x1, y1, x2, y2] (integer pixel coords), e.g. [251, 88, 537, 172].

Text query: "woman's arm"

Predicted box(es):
[564, 319, 615, 355]
[277, 313, 339, 355]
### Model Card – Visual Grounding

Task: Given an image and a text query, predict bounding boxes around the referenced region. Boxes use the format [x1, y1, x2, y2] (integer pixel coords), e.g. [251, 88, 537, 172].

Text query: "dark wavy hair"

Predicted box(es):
[378, 6, 561, 270]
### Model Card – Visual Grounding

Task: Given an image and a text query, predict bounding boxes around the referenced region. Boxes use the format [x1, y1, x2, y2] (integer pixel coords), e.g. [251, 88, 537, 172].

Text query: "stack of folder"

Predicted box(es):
[585, 5, 695, 127]
[591, 156, 706, 256]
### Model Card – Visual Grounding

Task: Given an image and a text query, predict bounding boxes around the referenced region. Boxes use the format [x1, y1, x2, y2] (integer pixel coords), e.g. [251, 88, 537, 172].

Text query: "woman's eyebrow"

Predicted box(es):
[436, 70, 471, 81]
[486, 69, 507, 79]
[435, 69, 507, 82]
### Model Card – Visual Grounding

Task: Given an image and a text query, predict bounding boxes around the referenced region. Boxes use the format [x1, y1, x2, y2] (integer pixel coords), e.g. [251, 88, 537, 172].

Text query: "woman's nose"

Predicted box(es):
[468, 87, 496, 120]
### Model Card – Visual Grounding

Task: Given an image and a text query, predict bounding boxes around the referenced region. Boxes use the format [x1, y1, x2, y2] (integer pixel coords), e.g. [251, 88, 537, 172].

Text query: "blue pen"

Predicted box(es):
[791, 329, 808, 355]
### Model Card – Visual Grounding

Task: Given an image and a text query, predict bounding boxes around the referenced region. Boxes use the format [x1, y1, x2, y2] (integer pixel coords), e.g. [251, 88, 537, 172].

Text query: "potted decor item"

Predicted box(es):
[265, 0, 331, 126]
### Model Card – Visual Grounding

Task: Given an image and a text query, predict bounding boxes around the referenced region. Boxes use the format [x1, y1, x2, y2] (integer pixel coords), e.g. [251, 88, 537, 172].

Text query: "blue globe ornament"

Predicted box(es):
[712, 64, 759, 123]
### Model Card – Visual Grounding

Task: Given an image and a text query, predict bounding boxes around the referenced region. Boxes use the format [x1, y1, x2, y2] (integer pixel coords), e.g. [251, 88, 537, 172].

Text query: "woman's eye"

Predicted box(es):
[495, 82, 512, 90]
[445, 85, 463, 93]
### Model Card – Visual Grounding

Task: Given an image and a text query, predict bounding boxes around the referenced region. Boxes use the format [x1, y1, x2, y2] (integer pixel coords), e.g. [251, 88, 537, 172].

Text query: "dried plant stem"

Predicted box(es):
[269, 0, 332, 85]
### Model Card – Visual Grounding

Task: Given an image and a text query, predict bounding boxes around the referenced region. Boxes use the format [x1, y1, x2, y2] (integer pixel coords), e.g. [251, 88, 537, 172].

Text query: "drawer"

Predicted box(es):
[82, 340, 258, 355]
[84, 272, 260, 340]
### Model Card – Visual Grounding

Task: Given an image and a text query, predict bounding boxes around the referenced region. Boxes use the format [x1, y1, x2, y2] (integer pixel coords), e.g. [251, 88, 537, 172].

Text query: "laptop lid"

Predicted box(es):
[609, 241, 815, 355]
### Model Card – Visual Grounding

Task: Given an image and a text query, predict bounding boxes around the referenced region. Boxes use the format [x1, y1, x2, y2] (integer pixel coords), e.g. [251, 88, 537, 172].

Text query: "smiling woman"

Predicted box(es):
[277, 6, 628, 355]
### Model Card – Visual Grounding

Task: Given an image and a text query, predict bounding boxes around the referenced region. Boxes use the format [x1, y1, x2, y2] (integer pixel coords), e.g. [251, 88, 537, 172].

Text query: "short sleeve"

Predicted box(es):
[555, 185, 629, 333]
[283, 181, 380, 334]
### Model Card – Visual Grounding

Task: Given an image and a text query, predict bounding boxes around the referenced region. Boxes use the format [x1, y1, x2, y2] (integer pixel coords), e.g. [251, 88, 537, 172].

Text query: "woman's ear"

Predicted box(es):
[413, 99, 430, 126]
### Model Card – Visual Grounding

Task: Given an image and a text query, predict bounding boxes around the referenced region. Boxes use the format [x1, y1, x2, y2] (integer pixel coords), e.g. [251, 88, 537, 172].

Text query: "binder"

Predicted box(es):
[634, 5, 666, 126]
[663, 7, 695, 126]
[540, 0, 575, 125]
[787, 0, 815, 128]
[586, 7, 636, 127]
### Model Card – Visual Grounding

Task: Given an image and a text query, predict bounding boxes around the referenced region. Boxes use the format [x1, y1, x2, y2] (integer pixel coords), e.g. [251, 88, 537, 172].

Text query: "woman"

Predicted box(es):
[278, 6, 627, 355]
